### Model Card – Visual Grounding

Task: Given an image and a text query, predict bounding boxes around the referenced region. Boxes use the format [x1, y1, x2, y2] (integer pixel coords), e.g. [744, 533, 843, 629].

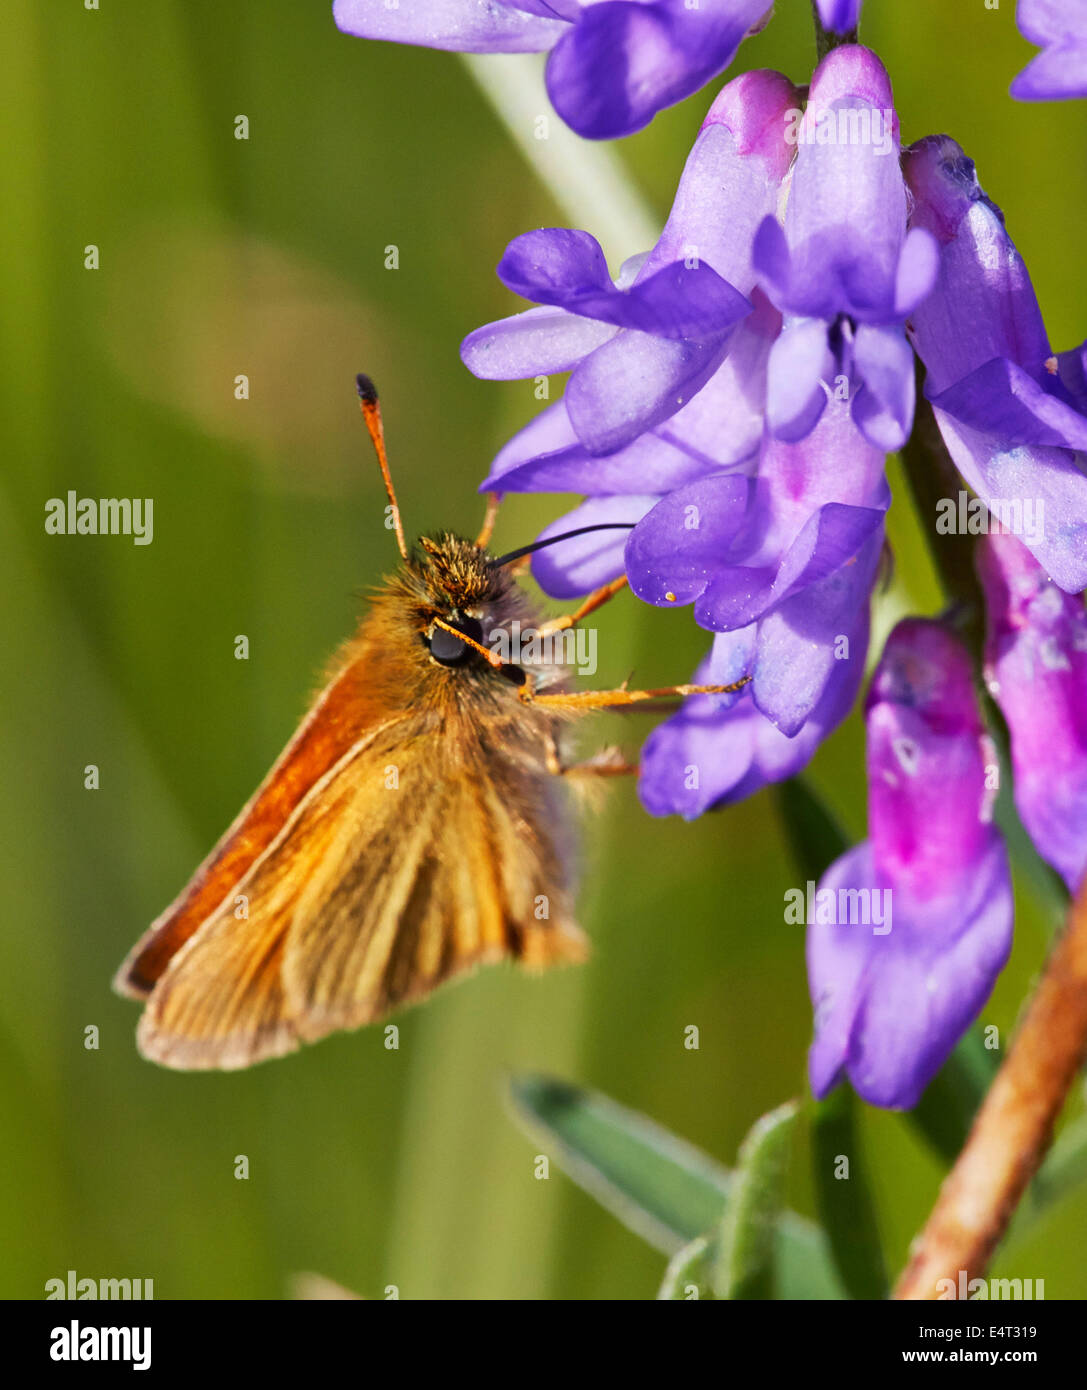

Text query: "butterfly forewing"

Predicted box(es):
[115, 644, 388, 1000]
[137, 714, 584, 1070]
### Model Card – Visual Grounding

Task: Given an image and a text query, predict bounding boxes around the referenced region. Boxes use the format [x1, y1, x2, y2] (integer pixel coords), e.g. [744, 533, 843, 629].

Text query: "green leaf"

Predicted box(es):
[657, 1235, 714, 1301]
[774, 777, 849, 883]
[811, 1088, 888, 1298]
[713, 1101, 798, 1300]
[509, 1073, 736, 1251]
[508, 1075, 844, 1298]
[909, 1027, 998, 1164]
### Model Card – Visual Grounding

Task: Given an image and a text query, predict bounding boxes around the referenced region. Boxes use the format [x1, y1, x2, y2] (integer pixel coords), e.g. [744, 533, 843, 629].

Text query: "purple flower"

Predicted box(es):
[904, 135, 1087, 593]
[1011, 0, 1087, 100]
[814, 0, 863, 36]
[333, 0, 774, 139]
[463, 68, 799, 463]
[807, 619, 1014, 1110]
[464, 227, 753, 460]
[638, 608, 869, 818]
[753, 46, 939, 451]
[979, 532, 1087, 893]
[625, 395, 889, 735]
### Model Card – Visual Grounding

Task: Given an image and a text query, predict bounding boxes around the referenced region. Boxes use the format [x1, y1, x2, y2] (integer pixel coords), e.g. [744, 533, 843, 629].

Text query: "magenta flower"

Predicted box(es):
[979, 532, 1087, 893]
[1011, 0, 1087, 100]
[333, 0, 774, 138]
[904, 134, 1087, 593]
[807, 619, 1014, 1110]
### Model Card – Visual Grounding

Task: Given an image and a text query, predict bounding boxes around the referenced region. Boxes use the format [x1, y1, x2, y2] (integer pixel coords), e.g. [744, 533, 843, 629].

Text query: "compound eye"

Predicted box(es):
[428, 615, 485, 667]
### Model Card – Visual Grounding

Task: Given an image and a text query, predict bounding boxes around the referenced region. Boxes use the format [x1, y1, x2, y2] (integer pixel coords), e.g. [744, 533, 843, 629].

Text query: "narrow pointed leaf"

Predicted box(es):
[509, 1073, 735, 1251]
[508, 1075, 844, 1297]
[657, 1235, 714, 1301]
[713, 1100, 798, 1300]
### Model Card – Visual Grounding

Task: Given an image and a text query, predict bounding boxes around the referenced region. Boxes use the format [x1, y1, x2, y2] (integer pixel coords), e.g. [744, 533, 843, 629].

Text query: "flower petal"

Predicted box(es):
[752, 527, 883, 735]
[904, 135, 1052, 394]
[893, 226, 940, 316]
[928, 356, 1087, 451]
[642, 70, 800, 293]
[638, 615, 866, 819]
[979, 531, 1087, 892]
[1011, 44, 1087, 101]
[808, 834, 1012, 1109]
[808, 618, 1014, 1109]
[461, 304, 616, 379]
[851, 322, 916, 451]
[565, 327, 733, 455]
[501, 228, 747, 339]
[931, 407, 1087, 594]
[765, 317, 835, 441]
[529, 494, 657, 598]
[776, 49, 906, 321]
[483, 400, 719, 495]
[625, 475, 757, 607]
[814, 0, 863, 32]
[333, 0, 567, 52]
[655, 292, 779, 469]
[544, 0, 773, 139]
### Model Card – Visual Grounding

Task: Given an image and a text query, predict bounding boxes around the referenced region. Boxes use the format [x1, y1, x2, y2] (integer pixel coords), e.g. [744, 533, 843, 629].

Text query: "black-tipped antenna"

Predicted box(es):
[356, 374, 408, 560]
[492, 522, 636, 569]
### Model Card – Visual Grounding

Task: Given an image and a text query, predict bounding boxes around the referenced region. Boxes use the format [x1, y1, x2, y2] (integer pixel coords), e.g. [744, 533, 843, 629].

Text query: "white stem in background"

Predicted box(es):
[461, 52, 661, 263]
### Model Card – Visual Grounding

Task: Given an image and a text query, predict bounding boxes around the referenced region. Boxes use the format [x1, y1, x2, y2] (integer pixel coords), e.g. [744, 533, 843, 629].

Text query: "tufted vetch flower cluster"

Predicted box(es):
[340, 4, 1087, 1116]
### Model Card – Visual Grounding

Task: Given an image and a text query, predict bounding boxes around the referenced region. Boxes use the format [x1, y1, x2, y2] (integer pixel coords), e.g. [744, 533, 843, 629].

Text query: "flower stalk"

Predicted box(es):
[894, 867, 1087, 1298]
[898, 375, 987, 661]
[812, 2, 859, 61]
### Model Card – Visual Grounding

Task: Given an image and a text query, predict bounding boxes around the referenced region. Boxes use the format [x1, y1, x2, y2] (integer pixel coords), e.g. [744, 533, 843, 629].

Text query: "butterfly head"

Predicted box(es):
[408, 533, 516, 672]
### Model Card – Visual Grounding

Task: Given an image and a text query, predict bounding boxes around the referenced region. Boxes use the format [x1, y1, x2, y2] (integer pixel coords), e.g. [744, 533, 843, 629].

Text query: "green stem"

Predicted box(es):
[899, 375, 987, 660]
[460, 53, 660, 264]
[812, 2, 859, 62]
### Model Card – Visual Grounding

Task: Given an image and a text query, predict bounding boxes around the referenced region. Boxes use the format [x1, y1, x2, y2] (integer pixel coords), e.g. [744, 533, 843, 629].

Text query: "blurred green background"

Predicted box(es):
[3, 0, 1085, 1299]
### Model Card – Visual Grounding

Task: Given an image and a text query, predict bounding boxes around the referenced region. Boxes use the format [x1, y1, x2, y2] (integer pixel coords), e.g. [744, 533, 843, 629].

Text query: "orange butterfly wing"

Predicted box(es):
[114, 638, 384, 999]
[135, 720, 584, 1070]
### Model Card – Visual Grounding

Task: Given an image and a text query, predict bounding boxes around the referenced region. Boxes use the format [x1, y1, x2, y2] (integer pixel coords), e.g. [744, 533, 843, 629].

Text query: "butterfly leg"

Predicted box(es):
[476, 492, 502, 549]
[537, 576, 629, 636]
[565, 747, 639, 778]
[544, 735, 637, 778]
[521, 675, 751, 712]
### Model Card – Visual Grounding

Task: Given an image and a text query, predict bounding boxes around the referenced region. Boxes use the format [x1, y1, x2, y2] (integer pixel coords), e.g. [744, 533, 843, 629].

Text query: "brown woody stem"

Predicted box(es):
[894, 871, 1087, 1298]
